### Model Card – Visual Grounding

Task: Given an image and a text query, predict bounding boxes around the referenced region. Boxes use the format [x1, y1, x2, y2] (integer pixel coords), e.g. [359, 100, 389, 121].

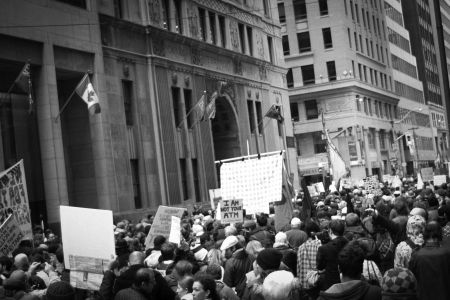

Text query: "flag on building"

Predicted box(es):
[325, 130, 347, 181]
[265, 104, 284, 123]
[203, 91, 217, 121]
[9, 62, 34, 114]
[192, 93, 206, 122]
[75, 74, 101, 115]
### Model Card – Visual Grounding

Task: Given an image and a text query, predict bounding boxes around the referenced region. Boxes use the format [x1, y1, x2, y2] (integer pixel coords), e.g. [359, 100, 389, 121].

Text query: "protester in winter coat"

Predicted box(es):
[205, 264, 239, 300]
[272, 232, 297, 275]
[394, 215, 426, 268]
[381, 268, 418, 300]
[285, 218, 308, 250]
[316, 219, 348, 291]
[249, 214, 275, 248]
[318, 241, 381, 300]
[114, 268, 155, 300]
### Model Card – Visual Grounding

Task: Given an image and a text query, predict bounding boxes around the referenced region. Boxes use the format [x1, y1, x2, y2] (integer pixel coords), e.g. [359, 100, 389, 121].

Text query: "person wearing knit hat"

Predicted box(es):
[394, 215, 425, 268]
[46, 281, 76, 300]
[256, 248, 282, 271]
[381, 268, 417, 300]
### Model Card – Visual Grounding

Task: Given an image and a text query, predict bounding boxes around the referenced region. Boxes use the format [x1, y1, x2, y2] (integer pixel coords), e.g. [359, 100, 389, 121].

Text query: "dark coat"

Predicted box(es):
[318, 280, 381, 300]
[249, 227, 274, 248]
[316, 236, 348, 291]
[223, 249, 253, 297]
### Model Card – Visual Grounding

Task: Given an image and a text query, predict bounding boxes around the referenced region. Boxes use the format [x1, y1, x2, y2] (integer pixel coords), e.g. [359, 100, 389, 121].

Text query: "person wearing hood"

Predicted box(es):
[318, 241, 381, 300]
[316, 220, 348, 291]
[394, 215, 425, 268]
[205, 264, 239, 300]
[249, 214, 274, 248]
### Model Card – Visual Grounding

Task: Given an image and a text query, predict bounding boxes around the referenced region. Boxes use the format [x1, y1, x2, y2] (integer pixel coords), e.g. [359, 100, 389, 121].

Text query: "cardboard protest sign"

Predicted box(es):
[220, 199, 243, 223]
[145, 206, 185, 249]
[315, 182, 325, 193]
[60, 206, 115, 290]
[421, 168, 433, 182]
[0, 160, 32, 239]
[382, 175, 394, 184]
[209, 188, 222, 210]
[168, 216, 181, 245]
[433, 175, 447, 186]
[0, 215, 23, 256]
[220, 154, 283, 215]
[307, 185, 318, 197]
[363, 176, 379, 195]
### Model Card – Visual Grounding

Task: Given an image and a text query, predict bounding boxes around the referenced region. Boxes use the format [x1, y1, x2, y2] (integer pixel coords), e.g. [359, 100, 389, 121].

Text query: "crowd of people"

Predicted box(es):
[1, 177, 450, 300]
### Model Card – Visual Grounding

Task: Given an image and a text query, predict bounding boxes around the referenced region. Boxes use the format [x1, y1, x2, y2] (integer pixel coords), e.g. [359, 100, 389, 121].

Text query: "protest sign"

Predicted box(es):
[209, 188, 222, 210]
[340, 178, 353, 189]
[307, 185, 319, 197]
[0, 160, 32, 239]
[363, 176, 379, 195]
[382, 175, 394, 184]
[421, 167, 433, 182]
[168, 216, 181, 245]
[433, 175, 447, 186]
[145, 206, 185, 249]
[0, 215, 23, 256]
[220, 199, 243, 223]
[315, 182, 325, 193]
[60, 206, 115, 290]
[220, 153, 283, 215]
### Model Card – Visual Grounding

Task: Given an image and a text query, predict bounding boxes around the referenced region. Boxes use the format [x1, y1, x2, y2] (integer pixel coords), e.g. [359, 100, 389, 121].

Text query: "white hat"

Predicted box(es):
[192, 224, 204, 236]
[194, 248, 208, 261]
[290, 217, 301, 227]
[220, 235, 239, 251]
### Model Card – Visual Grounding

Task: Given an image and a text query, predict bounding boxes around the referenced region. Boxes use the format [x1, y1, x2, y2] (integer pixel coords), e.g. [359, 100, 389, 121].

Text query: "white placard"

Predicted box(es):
[168, 216, 181, 245]
[433, 175, 447, 186]
[0, 215, 23, 256]
[220, 154, 283, 215]
[145, 206, 185, 249]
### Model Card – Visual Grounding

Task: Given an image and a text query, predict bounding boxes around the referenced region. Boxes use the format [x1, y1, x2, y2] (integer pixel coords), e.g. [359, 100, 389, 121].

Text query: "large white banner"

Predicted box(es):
[220, 154, 283, 215]
[60, 206, 115, 291]
[0, 160, 32, 239]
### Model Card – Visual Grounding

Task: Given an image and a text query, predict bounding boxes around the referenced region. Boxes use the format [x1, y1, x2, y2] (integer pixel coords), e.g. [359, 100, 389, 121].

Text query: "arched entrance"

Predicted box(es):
[211, 95, 240, 161]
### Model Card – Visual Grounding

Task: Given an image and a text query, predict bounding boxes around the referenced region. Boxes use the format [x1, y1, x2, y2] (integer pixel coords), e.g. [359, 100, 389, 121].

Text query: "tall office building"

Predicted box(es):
[401, 0, 449, 163]
[385, 0, 436, 175]
[0, 0, 294, 226]
[282, 0, 400, 183]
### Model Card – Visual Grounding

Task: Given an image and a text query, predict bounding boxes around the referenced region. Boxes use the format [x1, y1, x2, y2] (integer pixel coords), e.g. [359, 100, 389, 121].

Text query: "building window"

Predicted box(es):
[301, 64, 315, 85]
[286, 68, 294, 88]
[344, 0, 348, 15]
[282, 35, 290, 55]
[247, 26, 253, 56]
[267, 36, 274, 63]
[278, 3, 286, 23]
[313, 131, 327, 153]
[192, 159, 200, 202]
[238, 23, 245, 53]
[305, 100, 319, 120]
[256, 101, 263, 134]
[209, 12, 216, 44]
[355, 4, 360, 23]
[326, 61, 336, 81]
[174, 0, 183, 33]
[354, 32, 358, 51]
[263, 0, 270, 17]
[198, 8, 206, 40]
[291, 102, 299, 121]
[350, 0, 355, 20]
[56, 0, 86, 8]
[179, 159, 188, 200]
[113, 0, 122, 18]
[298, 31, 311, 52]
[347, 28, 352, 48]
[359, 35, 363, 53]
[322, 28, 333, 48]
[122, 80, 134, 126]
[368, 129, 376, 149]
[319, 0, 328, 15]
[162, 0, 170, 30]
[294, 0, 307, 20]
[247, 100, 255, 133]
[219, 16, 226, 47]
[362, 8, 366, 27]
[172, 87, 182, 127]
[368, 98, 372, 115]
[356, 95, 361, 111]
[130, 159, 141, 208]
[184, 89, 194, 128]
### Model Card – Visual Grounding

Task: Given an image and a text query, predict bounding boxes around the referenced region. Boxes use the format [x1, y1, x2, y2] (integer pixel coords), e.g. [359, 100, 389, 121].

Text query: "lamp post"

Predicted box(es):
[408, 127, 419, 176]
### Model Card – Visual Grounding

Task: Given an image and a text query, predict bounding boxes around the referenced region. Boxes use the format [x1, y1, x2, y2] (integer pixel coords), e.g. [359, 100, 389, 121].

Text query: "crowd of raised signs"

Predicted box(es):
[1, 176, 450, 300]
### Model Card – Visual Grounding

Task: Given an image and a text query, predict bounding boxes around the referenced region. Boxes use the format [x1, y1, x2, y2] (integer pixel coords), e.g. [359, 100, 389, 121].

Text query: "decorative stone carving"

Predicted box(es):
[172, 73, 178, 85]
[192, 49, 201, 65]
[123, 64, 130, 78]
[233, 59, 242, 75]
[259, 65, 267, 81]
[256, 31, 265, 60]
[185, 76, 190, 87]
[147, 0, 161, 26]
[256, 91, 260, 100]
[247, 89, 251, 98]
[229, 20, 240, 52]
[187, 6, 199, 39]
[152, 38, 165, 56]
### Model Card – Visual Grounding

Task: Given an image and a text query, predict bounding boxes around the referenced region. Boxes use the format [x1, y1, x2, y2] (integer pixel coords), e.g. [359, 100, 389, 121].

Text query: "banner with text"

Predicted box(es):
[145, 206, 185, 249]
[220, 154, 283, 215]
[433, 175, 447, 186]
[0, 215, 23, 256]
[60, 206, 115, 290]
[220, 199, 243, 223]
[0, 160, 32, 239]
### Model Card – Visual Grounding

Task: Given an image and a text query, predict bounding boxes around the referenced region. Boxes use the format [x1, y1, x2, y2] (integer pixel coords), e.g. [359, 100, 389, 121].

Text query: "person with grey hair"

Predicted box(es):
[285, 217, 307, 250]
[262, 270, 299, 300]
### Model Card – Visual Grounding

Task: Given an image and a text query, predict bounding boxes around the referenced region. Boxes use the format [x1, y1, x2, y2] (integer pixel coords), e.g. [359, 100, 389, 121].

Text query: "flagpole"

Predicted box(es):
[176, 91, 206, 128]
[54, 74, 88, 123]
[6, 61, 30, 94]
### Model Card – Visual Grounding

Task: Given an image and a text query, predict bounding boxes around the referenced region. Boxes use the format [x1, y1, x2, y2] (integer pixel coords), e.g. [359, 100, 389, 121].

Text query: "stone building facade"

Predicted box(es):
[0, 0, 295, 226]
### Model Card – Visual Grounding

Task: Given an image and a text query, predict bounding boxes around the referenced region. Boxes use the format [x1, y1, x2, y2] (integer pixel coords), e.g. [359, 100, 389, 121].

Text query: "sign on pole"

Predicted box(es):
[145, 206, 185, 250]
[0, 160, 32, 239]
[0, 215, 24, 256]
[60, 206, 116, 291]
[220, 199, 243, 224]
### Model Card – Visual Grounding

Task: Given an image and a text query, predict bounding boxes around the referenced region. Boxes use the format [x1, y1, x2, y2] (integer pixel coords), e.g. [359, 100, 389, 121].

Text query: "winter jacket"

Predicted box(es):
[223, 249, 253, 298]
[318, 280, 381, 300]
[316, 236, 348, 291]
[249, 227, 274, 248]
[285, 228, 308, 250]
[215, 280, 239, 300]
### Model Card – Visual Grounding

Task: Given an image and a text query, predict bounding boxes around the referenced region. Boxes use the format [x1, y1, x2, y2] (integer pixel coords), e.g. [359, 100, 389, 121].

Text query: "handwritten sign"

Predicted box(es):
[220, 199, 243, 224]
[168, 216, 181, 245]
[145, 206, 185, 249]
[433, 175, 447, 186]
[421, 168, 433, 182]
[0, 215, 23, 256]
[0, 160, 32, 239]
